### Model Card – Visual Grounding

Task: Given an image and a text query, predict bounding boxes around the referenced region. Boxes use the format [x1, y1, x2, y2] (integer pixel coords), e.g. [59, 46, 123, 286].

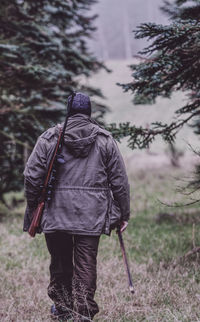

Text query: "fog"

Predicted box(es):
[88, 0, 169, 59]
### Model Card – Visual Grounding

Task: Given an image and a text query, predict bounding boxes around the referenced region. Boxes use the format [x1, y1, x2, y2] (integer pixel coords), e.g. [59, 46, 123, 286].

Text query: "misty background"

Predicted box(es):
[88, 0, 169, 60]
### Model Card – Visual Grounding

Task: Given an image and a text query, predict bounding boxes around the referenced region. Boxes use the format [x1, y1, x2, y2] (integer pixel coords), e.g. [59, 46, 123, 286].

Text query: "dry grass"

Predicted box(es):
[96, 254, 200, 321]
[0, 223, 50, 322]
[0, 166, 200, 321]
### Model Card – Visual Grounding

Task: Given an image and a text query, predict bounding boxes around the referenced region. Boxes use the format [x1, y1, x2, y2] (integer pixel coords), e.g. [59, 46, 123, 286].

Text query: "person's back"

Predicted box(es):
[23, 93, 130, 321]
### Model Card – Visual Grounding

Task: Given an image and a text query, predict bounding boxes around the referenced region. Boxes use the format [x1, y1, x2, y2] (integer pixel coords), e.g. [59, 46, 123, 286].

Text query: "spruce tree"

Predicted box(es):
[110, 0, 200, 149]
[0, 0, 106, 198]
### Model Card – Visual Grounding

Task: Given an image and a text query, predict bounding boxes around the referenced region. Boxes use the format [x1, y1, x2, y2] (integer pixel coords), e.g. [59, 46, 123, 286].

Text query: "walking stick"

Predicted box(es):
[117, 227, 134, 294]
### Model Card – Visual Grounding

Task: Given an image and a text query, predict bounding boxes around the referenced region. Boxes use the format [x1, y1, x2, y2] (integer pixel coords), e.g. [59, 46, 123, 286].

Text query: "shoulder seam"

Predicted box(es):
[40, 127, 56, 140]
[98, 128, 112, 137]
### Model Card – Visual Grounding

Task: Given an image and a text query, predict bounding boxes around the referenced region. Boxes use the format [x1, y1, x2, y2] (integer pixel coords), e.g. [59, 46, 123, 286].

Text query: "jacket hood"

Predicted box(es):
[56, 114, 99, 158]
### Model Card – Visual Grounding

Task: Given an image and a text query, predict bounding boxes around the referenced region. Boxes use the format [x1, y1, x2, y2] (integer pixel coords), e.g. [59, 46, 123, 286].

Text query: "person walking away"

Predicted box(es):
[23, 92, 130, 321]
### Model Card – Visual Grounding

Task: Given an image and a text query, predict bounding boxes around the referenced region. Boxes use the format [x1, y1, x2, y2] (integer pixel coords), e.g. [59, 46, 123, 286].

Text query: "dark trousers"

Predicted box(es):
[45, 233, 100, 320]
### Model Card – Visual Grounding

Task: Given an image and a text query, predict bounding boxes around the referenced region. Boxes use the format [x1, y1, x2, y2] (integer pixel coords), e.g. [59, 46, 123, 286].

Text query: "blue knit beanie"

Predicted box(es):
[68, 92, 91, 117]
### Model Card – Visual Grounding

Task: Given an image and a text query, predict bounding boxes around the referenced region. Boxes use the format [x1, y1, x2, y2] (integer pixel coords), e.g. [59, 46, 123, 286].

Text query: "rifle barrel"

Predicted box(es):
[28, 92, 76, 238]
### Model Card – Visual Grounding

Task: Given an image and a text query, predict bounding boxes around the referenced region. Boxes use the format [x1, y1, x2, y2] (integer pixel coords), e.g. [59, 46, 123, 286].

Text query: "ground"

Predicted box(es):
[1, 59, 200, 321]
[0, 164, 200, 322]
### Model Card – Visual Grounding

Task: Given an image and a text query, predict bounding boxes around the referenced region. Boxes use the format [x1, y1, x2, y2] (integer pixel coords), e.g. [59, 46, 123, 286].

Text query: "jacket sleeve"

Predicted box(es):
[23, 137, 47, 208]
[106, 137, 130, 221]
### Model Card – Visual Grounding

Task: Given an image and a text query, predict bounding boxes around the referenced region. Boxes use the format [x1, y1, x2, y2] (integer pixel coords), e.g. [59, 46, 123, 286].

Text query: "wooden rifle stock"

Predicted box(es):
[28, 202, 45, 237]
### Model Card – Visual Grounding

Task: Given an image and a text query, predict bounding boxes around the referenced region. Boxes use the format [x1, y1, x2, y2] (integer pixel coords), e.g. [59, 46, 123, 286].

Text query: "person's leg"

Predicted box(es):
[45, 232, 73, 315]
[73, 235, 100, 320]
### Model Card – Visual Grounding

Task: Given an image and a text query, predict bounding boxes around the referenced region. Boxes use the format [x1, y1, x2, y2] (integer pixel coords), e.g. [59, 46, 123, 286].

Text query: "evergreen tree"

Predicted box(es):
[0, 0, 106, 198]
[109, 0, 200, 149]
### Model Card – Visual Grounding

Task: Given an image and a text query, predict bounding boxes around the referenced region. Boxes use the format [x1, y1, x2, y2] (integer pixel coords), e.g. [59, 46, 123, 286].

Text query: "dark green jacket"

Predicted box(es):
[23, 114, 130, 235]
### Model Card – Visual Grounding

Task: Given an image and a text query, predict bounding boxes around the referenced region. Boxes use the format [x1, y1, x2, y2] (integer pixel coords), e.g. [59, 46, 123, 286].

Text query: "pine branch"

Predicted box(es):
[107, 110, 200, 149]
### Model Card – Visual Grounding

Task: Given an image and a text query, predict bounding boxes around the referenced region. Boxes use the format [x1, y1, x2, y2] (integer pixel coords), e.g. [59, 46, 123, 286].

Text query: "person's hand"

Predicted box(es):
[119, 221, 128, 233]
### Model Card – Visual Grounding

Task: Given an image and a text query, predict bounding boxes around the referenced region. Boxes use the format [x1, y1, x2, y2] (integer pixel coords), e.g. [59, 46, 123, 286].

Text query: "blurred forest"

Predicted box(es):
[0, 0, 200, 321]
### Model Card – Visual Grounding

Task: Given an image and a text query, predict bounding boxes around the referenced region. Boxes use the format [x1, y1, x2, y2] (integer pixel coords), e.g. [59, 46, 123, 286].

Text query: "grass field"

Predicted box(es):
[0, 166, 200, 322]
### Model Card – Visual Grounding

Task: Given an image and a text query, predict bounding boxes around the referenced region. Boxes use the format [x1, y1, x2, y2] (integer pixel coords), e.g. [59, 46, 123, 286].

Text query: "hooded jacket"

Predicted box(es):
[23, 114, 130, 236]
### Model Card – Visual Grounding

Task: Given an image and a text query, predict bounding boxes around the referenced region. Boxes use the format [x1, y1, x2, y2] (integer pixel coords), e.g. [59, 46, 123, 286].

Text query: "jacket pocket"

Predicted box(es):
[110, 199, 122, 230]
